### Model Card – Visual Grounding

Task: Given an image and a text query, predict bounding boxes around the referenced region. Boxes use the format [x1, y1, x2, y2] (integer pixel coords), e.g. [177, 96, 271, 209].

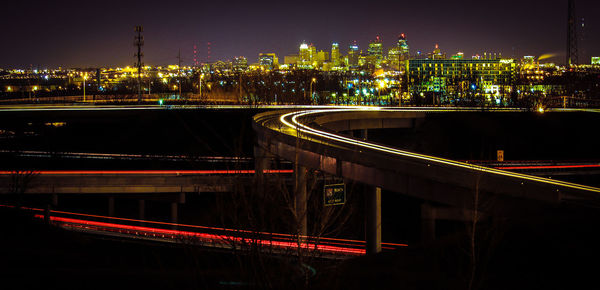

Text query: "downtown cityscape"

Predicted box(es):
[2, 34, 600, 109]
[2, 0, 600, 289]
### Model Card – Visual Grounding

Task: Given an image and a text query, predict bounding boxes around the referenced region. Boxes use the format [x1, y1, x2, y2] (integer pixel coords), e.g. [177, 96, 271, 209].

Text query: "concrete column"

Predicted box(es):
[138, 199, 145, 220]
[51, 194, 58, 207]
[44, 204, 51, 225]
[361, 129, 368, 141]
[421, 202, 436, 243]
[254, 146, 270, 187]
[366, 186, 382, 254]
[108, 197, 115, 217]
[295, 165, 308, 237]
[170, 202, 178, 224]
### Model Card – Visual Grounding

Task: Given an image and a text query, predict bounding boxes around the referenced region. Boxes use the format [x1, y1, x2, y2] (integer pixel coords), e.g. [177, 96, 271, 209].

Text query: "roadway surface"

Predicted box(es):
[253, 107, 600, 210]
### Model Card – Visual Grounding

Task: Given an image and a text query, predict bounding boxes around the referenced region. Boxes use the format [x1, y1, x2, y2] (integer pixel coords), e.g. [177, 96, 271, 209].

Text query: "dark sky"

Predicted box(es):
[1, 0, 599, 68]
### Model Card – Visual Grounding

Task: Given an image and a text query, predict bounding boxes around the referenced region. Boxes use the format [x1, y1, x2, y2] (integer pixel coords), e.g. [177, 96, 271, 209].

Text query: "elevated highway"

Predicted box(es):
[253, 108, 600, 253]
[254, 108, 600, 208]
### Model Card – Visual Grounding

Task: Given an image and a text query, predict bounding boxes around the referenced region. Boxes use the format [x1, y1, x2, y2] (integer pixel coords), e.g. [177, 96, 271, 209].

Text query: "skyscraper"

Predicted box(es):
[331, 43, 340, 67]
[299, 43, 310, 67]
[347, 43, 359, 69]
[258, 53, 278, 70]
[367, 35, 384, 68]
[387, 33, 410, 71]
[398, 33, 410, 60]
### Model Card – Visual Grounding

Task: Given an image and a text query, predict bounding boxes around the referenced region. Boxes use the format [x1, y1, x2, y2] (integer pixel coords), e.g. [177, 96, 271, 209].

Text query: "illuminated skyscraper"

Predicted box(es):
[427, 44, 446, 60]
[232, 57, 248, 71]
[259, 53, 279, 70]
[347, 43, 359, 69]
[387, 33, 410, 71]
[299, 43, 316, 68]
[331, 43, 340, 67]
[367, 36, 384, 68]
[398, 33, 410, 60]
[299, 43, 310, 66]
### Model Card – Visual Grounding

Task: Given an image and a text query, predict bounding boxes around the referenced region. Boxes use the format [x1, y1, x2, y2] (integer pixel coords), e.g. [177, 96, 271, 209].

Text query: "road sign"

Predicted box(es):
[324, 183, 346, 206]
[497, 150, 504, 162]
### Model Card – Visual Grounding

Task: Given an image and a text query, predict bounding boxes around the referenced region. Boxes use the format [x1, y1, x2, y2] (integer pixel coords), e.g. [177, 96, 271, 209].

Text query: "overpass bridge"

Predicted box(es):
[0, 169, 292, 223]
[252, 107, 600, 253]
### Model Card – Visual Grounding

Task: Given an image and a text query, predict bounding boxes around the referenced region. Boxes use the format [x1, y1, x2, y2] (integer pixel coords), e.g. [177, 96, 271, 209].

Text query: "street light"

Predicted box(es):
[310, 78, 316, 104]
[83, 73, 88, 102]
[199, 73, 204, 100]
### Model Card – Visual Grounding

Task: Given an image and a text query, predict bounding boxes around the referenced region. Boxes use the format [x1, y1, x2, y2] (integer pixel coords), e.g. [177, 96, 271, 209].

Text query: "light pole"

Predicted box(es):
[199, 73, 203, 100]
[83, 74, 87, 102]
[309, 77, 316, 104]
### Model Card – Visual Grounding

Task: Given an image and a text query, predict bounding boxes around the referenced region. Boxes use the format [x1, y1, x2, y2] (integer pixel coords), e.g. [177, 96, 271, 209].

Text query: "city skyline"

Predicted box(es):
[2, 0, 600, 68]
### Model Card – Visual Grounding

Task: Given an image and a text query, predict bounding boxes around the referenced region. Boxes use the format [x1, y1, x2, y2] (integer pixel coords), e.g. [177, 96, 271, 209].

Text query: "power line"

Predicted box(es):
[134, 26, 144, 102]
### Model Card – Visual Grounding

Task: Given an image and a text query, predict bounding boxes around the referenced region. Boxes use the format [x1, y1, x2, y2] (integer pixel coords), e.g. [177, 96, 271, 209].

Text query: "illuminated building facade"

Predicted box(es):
[427, 44, 446, 60]
[331, 43, 341, 67]
[232, 56, 248, 71]
[592, 57, 600, 66]
[258, 53, 278, 70]
[388, 33, 410, 71]
[347, 44, 359, 69]
[367, 36, 384, 68]
[407, 58, 516, 99]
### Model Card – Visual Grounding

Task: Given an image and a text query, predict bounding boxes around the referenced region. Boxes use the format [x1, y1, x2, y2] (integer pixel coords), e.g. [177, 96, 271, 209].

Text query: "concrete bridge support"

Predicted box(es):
[366, 186, 382, 254]
[295, 165, 308, 237]
[138, 199, 145, 220]
[254, 146, 271, 187]
[108, 197, 115, 217]
[170, 192, 186, 226]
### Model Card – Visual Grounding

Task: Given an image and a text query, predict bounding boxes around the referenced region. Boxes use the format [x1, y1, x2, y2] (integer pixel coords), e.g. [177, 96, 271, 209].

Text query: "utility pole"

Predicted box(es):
[239, 73, 242, 103]
[134, 26, 144, 102]
[567, 0, 578, 67]
[177, 49, 182, 97]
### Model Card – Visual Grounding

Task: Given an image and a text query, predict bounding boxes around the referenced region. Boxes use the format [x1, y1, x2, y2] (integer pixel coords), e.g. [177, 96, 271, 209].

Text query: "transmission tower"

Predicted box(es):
[134, 26, 144, 102]
[567, 0, 578, 67]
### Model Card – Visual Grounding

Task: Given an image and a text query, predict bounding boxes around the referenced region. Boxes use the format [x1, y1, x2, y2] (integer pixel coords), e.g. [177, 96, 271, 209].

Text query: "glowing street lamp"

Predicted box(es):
[310, 78, 316, 104]
[199, 73, 204, 99]
[82, 73, 88, 102]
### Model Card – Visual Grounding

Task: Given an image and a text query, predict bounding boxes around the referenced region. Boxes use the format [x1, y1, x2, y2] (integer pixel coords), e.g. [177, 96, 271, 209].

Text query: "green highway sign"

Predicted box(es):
[324, 183, 346, 206]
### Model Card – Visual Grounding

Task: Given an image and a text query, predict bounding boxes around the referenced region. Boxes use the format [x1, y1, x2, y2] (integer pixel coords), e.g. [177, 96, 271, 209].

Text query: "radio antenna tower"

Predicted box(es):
[207, 42, 211, 63]
[193, 44, 199, 67]
[134, 26, 144, 102]
[567, 0, 578, 67]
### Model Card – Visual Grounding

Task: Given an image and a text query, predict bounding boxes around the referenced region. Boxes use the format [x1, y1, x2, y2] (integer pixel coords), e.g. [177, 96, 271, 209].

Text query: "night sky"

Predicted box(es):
[2, 0, 599, 68]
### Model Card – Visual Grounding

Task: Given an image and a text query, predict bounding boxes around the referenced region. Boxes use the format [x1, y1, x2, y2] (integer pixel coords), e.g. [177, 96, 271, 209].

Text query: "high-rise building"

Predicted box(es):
[299, 43, 317, 68]
[299, 43, 310, 66]
[398, 33, 409, 60]
[387, 33, 411, 71]
[258, 53, 279, 70]
[315, 50, 329, 68]
[232, 56, 248, 71]
[331, 43, 341, 67]
[427, 44, 446, 60]
[367, 35, 384, 68]
[347, 43, 359, 69]
[592, 57, 600, 65]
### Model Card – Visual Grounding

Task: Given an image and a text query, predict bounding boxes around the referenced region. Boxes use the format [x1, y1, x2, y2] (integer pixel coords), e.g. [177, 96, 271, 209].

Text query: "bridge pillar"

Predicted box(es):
[361, 129, 368, 141]
[295, 165, 308, 237]
[108, 197, 115, 217]
[421, 202, 436, 243]
[366, 186, 382, 254]
[170, 202, 178, 225]
[51, 194, 58, 207]
[254, 146, 270, 186]
[138, 199, 145, 220]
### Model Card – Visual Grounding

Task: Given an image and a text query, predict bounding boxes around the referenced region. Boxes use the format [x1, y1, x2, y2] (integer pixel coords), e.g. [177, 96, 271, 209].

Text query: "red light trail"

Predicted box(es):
[0, 205, 407, 256]
[0, 169, 293, 175]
